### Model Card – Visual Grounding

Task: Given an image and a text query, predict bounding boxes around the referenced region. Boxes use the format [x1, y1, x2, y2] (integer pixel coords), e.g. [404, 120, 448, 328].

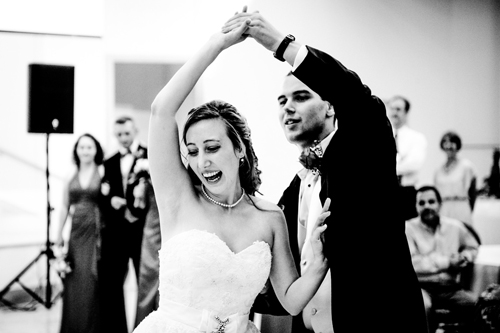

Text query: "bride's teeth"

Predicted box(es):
[202, 171, 222, 183]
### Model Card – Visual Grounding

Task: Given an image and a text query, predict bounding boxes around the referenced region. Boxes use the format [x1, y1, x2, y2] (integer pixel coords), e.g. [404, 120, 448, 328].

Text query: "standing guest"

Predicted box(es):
[126, 162, 162, 327]
[223, 9, 428, 333]
[406, 185, 479, 332]
[434, 131, 477, 225]
[100, 116, 147, 333]
[387, 95, 427, 220]
[485, 148, 500, 198]
[55, 133, 105, 333]
[133, 12, 331, 333]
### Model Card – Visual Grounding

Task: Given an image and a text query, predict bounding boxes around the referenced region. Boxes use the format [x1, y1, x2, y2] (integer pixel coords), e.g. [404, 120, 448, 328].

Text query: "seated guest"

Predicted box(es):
[406, 185, 479, 333]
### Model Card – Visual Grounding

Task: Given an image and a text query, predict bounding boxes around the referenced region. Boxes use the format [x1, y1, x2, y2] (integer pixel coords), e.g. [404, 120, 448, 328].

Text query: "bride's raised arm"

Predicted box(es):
[148, 21, 250, 220]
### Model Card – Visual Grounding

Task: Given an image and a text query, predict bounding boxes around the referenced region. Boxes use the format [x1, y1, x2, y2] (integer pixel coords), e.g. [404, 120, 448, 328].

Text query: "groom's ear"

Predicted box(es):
[325, 102, 335, 117]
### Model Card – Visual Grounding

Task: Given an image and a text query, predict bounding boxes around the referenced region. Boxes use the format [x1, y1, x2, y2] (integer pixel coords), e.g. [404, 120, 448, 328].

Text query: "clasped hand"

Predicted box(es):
[214, 6, 285, 53]
[210, 9, 251, 51]
[450, 253, 469, 269]
[111, 196, 126, 210]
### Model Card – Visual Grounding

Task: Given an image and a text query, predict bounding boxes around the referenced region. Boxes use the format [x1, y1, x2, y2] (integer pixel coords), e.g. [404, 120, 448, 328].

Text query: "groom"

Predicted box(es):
[225, 11, 428, 333]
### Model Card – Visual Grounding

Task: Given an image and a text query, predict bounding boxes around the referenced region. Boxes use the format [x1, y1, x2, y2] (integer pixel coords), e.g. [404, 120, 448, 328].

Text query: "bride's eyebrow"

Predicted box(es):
[186, 139, 221, 146]
[203, 139, 220, 144]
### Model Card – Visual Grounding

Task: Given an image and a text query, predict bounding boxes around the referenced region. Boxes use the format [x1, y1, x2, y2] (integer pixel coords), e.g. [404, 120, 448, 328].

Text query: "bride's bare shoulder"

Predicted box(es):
[249, 195, 282, 213]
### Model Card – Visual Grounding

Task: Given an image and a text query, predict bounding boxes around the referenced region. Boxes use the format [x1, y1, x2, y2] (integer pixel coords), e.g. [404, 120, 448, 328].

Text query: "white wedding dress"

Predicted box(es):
[133, 229, 272, 333]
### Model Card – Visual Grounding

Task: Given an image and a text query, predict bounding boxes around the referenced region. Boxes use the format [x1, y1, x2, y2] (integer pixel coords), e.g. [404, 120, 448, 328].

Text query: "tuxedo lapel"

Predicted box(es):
[107, 152, 125, 198]
[319, 136, 337, 205]
[278, 175, 302, 269]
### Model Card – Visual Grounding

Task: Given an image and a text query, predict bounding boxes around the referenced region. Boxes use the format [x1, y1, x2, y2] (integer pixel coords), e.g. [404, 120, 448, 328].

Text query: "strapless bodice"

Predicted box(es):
[159, 229, 272, 317]
[133, 229, 272, 333]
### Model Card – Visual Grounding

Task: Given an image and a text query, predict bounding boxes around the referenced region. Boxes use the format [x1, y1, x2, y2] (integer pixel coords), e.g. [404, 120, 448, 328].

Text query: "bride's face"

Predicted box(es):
[185, 118, 242, 197]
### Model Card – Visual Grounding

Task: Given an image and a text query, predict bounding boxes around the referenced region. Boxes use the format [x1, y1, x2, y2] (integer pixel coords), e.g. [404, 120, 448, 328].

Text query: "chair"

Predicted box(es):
[433, 303, 468, 333]
[462, 222, 482, 246]
[473, 283, 500, 333]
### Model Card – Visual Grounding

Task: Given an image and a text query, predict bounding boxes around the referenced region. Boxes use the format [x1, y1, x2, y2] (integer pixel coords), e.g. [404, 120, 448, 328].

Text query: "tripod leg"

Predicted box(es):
[17, 280, 46, 305]
[0, 250, 44, 300]
[43, 245, 52, 308]
[0, 134, 61, 309]
[0, 247, 61, 309]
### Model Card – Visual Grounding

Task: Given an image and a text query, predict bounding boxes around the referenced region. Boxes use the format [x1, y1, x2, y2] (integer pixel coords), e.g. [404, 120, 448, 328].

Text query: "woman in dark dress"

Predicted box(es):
[55, 133, 105, 333]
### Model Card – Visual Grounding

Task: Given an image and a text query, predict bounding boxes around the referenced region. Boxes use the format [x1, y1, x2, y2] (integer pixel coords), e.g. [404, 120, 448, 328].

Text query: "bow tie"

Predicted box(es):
[120, 148, 132, 157]
[298, 140, 323, 175]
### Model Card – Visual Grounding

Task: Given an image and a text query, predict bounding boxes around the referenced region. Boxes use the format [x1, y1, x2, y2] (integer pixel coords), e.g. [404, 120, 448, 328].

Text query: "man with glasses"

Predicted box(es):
[406, 185, 479, 332]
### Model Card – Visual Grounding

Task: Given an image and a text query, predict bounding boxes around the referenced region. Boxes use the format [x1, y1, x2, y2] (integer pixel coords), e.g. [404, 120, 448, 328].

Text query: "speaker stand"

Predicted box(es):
[0, 133, 62, 309]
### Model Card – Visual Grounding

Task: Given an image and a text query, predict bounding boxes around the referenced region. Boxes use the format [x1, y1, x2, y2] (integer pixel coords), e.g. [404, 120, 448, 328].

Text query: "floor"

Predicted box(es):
[0, 256, 138, 333]
[0, 299, 63, 333]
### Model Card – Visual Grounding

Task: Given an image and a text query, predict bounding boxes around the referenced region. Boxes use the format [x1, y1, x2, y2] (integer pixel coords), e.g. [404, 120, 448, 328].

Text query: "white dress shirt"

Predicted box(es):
[394, 125, 427, 187]
[119, 140, 140, 222]
[119, 139, 140, 189]
[297, 131, 335, 333]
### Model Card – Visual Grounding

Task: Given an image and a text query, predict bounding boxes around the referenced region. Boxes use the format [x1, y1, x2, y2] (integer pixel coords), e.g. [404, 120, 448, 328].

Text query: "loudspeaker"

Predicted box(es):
[28, 64, 74, 134]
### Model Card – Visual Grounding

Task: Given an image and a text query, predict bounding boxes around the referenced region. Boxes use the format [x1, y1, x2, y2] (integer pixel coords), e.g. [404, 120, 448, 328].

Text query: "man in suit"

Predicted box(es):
[100, 116, 147, 333]
[226, 10, 428, 333]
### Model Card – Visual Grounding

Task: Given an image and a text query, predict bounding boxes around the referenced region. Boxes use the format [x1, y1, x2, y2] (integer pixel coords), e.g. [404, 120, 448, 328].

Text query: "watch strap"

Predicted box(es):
[273, 34, 295, 62]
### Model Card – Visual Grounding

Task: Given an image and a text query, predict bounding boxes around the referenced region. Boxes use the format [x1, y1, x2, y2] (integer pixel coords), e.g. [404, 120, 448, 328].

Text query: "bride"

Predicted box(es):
[134, 11, 330, 333]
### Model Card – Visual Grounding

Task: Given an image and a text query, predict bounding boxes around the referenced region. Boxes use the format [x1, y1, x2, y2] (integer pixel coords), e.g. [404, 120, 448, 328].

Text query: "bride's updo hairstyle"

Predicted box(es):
[182, 100, 262, 196]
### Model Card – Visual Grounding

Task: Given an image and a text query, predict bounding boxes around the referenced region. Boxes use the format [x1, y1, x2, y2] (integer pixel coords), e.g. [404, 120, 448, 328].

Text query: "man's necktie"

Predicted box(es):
[121, 148, 131, 157]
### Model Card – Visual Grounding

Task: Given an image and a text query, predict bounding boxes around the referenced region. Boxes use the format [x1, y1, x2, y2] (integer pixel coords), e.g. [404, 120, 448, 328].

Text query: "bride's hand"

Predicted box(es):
[211, 8, 251, 51]
[222, 7, 283, 53]
[309, 198, 330, 264]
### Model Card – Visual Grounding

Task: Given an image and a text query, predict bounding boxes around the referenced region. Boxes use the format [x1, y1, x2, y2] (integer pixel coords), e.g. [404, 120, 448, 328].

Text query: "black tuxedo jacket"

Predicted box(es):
[254, 47, 428, 333]
[102, 144, 148, 227]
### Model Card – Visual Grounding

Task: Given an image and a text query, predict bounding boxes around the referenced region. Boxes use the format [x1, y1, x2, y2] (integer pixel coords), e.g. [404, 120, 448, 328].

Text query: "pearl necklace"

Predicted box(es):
[201, 184, 245, 208]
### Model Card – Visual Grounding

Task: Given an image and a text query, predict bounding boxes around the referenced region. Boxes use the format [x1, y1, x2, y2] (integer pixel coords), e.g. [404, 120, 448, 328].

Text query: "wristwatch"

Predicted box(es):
[273, 34, 295, 62]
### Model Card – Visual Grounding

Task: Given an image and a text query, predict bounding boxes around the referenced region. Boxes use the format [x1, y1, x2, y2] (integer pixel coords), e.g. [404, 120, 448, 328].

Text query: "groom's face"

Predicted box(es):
[277, 75, 333, 149]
